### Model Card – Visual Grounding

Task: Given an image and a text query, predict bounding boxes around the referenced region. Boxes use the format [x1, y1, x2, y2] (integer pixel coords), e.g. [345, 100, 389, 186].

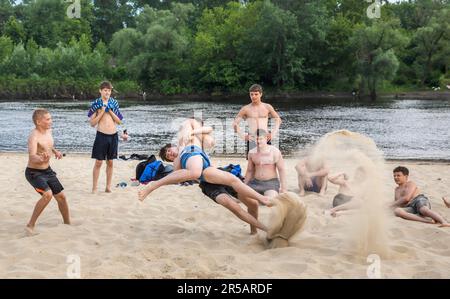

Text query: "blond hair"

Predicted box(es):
[32, 108, 49, 125]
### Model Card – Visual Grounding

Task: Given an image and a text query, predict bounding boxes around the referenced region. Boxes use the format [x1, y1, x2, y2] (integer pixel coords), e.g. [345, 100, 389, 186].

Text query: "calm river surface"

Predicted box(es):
[0, 98, 449, 160]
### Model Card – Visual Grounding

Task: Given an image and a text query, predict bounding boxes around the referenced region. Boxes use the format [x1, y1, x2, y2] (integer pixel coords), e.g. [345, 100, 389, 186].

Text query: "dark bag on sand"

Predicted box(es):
[139, 160, 164, 183]
[135, 155, 175, 183]
[218, 164, 244, 181]
[135, 155, 157, 180]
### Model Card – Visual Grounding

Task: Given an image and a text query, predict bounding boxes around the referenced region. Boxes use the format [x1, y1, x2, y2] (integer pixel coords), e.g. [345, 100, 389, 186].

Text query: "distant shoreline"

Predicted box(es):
[1, 91, 449, 102]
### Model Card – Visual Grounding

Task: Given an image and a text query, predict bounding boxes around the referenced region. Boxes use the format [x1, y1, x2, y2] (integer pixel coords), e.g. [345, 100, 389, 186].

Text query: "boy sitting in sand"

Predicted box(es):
[138, 118, 272, 207]
[25, 109, 70, 234]
[243, 129, 287, 199]
[295, 155, 329, 196]
[392, 166, 450, 227]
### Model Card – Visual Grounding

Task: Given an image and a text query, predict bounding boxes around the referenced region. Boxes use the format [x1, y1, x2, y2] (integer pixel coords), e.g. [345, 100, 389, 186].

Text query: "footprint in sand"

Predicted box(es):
[168, 227, 186, 234]
[184, 217, 196, 223]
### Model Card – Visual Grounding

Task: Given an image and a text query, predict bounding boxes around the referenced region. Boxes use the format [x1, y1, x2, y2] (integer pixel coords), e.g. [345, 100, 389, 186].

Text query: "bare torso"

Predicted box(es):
[395, 181, 420, 205]
[243, 103, 270, 135]
[96, 100, 117, 134]
[27, 129, 54, 169]
[249, 146, 279, 180]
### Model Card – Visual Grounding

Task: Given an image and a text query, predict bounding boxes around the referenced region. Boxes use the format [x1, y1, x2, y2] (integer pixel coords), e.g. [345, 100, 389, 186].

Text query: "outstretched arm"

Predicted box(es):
[328, 173, 346, 186]
[191, 126, 213, 135]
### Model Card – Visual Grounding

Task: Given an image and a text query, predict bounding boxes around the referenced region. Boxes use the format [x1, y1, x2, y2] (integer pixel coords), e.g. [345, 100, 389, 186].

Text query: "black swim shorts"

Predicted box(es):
[25, 167, 64, 195]
[247, 178, 280, 195]
[199, 181, 237, 203]
[91, 131, 118, 160]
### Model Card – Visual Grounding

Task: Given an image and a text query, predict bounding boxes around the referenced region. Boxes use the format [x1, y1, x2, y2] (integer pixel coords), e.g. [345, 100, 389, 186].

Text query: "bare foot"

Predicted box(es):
[438, 223, 450, 228]
[299, 190, 305, 197]
[442, 197, 450, 208]
[105, 188, 112, 193]
[138, 183, 154, 202]
[25, 225, 38, 236]
[263, 197, 274, 207]
[91, 188, 97, 194]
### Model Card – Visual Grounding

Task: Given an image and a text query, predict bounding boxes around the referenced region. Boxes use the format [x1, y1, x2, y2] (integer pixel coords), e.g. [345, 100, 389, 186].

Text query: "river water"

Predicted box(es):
[0, 98, 449, 160]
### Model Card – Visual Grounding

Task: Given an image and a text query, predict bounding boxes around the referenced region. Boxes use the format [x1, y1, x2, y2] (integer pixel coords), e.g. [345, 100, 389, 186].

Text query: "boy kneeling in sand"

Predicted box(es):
[25, 109, 70, 234]
[392, 166, 450, 227]
[138, 118, 271, 207]
[242, 129, 287, 200]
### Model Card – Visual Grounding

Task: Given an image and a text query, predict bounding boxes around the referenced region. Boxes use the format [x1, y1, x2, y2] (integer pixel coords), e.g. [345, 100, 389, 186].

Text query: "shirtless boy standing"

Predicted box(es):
[88, 81, 123, 193]
[233, 84, 281, 158]
[25, 109, 70, 234]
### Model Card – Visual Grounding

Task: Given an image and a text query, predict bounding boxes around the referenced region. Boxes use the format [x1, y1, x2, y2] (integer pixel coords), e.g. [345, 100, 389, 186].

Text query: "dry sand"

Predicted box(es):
[0, 153, 449, 278]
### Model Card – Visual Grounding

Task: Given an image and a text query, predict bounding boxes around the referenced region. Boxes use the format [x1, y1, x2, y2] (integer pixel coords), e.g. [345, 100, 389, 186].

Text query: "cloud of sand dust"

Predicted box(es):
[306, 130, 391, 258]
[266, 192, 307, 249]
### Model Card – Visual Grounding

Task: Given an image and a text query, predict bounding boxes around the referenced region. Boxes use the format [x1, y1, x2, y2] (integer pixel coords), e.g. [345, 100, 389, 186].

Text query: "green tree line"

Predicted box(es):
[0, 0, 448, 100]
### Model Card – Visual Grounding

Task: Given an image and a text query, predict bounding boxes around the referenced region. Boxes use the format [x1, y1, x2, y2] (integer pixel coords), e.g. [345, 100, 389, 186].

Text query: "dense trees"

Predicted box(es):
[0, 0, 448, 99]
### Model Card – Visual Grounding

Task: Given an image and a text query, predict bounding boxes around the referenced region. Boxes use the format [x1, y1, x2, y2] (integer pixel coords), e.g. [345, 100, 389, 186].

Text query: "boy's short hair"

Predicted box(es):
[159, 143, 173, 162]
[99, 81, 113, 90]
[393, 166, 409, 176]
[32, 108, 49, 125]
[249, 84, 263, 93]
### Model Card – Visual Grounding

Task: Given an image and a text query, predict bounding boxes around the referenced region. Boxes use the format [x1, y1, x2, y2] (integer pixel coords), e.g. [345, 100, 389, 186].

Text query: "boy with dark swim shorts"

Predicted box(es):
[88, 81, 123, 193]
[244, 129, 287, 199]
[199, 179, 266, 235]
[25, 109, 70, 234]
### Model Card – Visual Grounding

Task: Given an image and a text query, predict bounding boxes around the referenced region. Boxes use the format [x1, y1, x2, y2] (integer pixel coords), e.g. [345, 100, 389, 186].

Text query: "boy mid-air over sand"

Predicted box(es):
[392, 166, 450, 227]
[138, 118, 272, 207]
[88, 81, 123, 193]
[25, 109, 70, 234]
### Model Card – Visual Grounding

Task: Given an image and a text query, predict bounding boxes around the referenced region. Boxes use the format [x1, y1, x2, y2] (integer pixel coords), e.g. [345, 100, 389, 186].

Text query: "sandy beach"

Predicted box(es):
[0, 153, 449, 278]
